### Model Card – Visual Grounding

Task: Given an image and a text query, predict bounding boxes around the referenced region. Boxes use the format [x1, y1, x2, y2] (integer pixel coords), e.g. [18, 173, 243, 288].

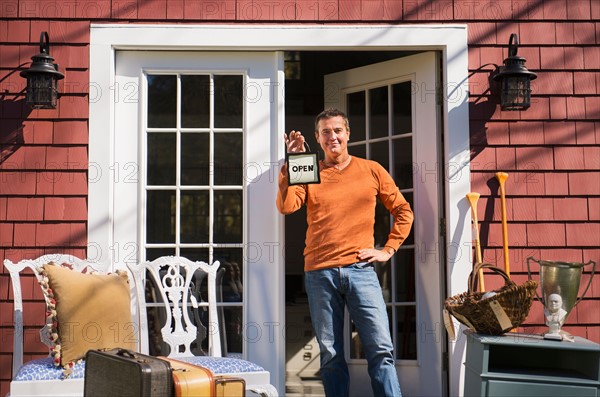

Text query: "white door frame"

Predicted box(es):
[89, 24, 471, 396]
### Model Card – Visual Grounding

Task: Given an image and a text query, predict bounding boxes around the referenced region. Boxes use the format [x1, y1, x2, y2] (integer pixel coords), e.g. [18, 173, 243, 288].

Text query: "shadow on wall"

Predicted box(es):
[0, 99, 30, 165]
[1, 69, 32, 165]
[469, 66, 501, 159]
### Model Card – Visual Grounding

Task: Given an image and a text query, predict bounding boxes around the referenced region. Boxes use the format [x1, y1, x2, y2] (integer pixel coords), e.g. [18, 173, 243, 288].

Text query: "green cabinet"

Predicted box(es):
[463, 330, 600, 396]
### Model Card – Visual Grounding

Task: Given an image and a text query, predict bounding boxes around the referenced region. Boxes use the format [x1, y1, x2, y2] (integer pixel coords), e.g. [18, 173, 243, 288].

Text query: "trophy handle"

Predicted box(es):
[526, 256, 542, 301]
[574, 260, 597, 307]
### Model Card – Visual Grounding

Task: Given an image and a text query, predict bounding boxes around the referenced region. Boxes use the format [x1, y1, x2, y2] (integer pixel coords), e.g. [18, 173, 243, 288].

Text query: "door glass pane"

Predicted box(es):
[349, 320, 365, 359]
[349, 307, 393, 359]
[392, 82, 412, 135]
[396, 306, 417, 360]
[214, 75, 243, 128]
[369, 86, 388, 139]
[147, 133, 176, 185]
[215, 248, 244, 356]
[374, 201, 390, 248]
[348, 144, 366, 159]
[395, 250, 415, 302]
[180, 191, 209, 243]
[146, 190, 175, 243]
[214, 248, 244, 303]
[147, 75, 176, 128]
[403, 192, 414, 246]
[181, 75, 210, 128]
[215, 133, 243, 185]
[377, 262, 392, 303]
[370, 141, 389, 171]
[189, 275, 211, 356]
[179, 248, 209, 262]
[181, 133, 210, 186]
[146, 248, 176, 261]
[347, 91, 366, 142]
[393, 137, 413, 190]
[214, 190, 243, 243]
[220, 307, 243, 356]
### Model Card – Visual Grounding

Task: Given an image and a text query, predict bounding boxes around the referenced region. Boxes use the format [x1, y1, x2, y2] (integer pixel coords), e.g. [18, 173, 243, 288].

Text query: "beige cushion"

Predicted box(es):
[40, 263, 135, 371]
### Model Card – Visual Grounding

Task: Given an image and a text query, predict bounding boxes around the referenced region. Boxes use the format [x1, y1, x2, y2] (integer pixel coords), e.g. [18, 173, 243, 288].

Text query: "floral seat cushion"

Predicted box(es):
[14, 357, 86, 381]
[15, 356, 263, 382]
[177, 356, 265, 374]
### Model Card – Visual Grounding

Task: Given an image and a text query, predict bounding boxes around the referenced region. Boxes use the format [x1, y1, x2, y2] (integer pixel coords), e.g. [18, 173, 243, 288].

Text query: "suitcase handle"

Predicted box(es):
[115, 348, 153, 364]
[116, 348, 137, 359]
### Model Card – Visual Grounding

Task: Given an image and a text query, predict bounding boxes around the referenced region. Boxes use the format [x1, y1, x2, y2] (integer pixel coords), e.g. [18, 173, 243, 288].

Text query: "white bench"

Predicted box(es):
[5, 255, 278, 397]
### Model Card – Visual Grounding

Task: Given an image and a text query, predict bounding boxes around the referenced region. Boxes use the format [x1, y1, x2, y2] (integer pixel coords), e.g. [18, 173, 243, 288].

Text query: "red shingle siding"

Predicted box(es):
[552, 197, 589, 221]
[12, 223, 36, 246]
[485, 121, 510, 145]
[539, 248, 585, 263]
[544, 121, 577, 144]
[137, 0, 168, 20]
[166, 1, 184, 20]
[1, 2, 92, 383]
[569, 172, 600, 195]
[53, 121, 88, 145]
[535, 197, 554, 220]
[465, 0, 598, 340]
[0, 224, 13, 247]
[566, 223, 600, 246]
[554, 146, 586, 169]
[1, 0, 599, 390]
[512, 197, 536, 221]
[44, 197, 87, 221]
[526, 223, 567, 246]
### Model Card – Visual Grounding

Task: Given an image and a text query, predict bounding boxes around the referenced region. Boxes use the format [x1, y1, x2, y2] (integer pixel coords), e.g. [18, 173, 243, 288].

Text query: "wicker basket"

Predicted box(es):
[444, 263, 538, 335]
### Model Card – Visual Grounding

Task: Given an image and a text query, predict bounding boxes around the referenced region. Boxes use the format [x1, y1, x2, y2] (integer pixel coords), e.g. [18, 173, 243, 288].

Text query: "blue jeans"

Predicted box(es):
[305, 263, 402, 397]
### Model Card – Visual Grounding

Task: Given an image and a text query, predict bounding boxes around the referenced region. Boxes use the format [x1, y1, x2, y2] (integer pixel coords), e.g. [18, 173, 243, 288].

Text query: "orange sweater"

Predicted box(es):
[277, 156, 413, 271]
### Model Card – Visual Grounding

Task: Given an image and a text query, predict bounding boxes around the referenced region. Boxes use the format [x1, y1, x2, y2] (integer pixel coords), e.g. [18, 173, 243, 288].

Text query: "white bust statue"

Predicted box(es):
[544, 293, 567, 335]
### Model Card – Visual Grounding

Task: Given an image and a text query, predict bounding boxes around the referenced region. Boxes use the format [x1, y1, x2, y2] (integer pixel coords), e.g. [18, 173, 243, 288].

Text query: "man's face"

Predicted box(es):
[315, 116, 350, 159]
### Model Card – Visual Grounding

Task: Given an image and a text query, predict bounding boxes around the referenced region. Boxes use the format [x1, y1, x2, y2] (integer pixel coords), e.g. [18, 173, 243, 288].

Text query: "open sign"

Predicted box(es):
[286, 152, 320, 185]
[291, 164, 314, 172]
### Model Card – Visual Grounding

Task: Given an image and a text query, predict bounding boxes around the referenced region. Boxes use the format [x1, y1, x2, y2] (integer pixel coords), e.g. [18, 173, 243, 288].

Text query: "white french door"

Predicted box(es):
[324, 52, 444, 397]
[112, 50, 284, 386]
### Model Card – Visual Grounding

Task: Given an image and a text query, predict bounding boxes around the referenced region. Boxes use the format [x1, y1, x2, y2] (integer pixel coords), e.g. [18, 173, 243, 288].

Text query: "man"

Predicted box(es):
[276, 108, 413, 397]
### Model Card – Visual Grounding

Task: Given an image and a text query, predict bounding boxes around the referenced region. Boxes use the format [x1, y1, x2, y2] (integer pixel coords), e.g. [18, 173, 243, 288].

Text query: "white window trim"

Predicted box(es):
[89, 24, 471, 396]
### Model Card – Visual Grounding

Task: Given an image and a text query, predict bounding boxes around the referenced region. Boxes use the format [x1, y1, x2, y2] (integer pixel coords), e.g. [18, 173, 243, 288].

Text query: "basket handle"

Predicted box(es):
[469, 263, 515, 294]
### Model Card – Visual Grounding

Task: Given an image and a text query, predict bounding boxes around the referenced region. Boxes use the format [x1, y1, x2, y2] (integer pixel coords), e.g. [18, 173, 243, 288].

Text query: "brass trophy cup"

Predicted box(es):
[527, 257, 596, 341]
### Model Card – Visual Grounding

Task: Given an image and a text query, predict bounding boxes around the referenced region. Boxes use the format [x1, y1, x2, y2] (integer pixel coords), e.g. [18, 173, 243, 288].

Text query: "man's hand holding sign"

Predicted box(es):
[284, 130, 306, 153]
[284, 130, 320, 185]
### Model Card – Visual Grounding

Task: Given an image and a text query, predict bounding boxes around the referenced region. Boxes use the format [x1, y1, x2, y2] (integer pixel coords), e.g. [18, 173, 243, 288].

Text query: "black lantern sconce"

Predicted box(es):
[20, 31, 64, 109]
[493, 33, 537, 111]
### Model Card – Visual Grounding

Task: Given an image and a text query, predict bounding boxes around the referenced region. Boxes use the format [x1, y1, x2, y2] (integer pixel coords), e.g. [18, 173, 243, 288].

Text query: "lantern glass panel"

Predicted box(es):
[27, 74, 58, 109]
[501, 75, 531, 110]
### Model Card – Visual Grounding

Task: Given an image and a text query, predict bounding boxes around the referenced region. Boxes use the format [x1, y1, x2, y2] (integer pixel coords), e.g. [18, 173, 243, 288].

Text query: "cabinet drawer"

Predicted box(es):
[487, 380, 598, 397]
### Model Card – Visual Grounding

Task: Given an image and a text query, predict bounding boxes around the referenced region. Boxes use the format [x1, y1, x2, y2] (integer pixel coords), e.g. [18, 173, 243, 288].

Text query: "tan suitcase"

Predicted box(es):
[160, 357, 245, 397]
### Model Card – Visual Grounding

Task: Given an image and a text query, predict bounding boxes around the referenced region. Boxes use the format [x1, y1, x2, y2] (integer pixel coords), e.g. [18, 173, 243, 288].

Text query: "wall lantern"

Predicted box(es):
[493, 33, 537, 111]
[20, 31, 64, 109]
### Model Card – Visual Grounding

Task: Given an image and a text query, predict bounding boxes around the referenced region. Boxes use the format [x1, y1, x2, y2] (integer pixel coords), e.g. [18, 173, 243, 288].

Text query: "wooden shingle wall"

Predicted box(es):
[1, 0, 598, 394]
[466, 0, 599, 342]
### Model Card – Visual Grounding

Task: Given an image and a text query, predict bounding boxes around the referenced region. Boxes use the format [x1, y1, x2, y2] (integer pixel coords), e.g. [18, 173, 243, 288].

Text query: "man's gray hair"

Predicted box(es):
[314, 108, 350, 133]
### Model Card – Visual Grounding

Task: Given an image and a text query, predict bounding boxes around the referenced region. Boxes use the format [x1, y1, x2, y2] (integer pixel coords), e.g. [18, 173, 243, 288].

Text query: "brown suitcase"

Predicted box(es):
[160, 357, 246, 397]
[84, 348, 173, 397]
